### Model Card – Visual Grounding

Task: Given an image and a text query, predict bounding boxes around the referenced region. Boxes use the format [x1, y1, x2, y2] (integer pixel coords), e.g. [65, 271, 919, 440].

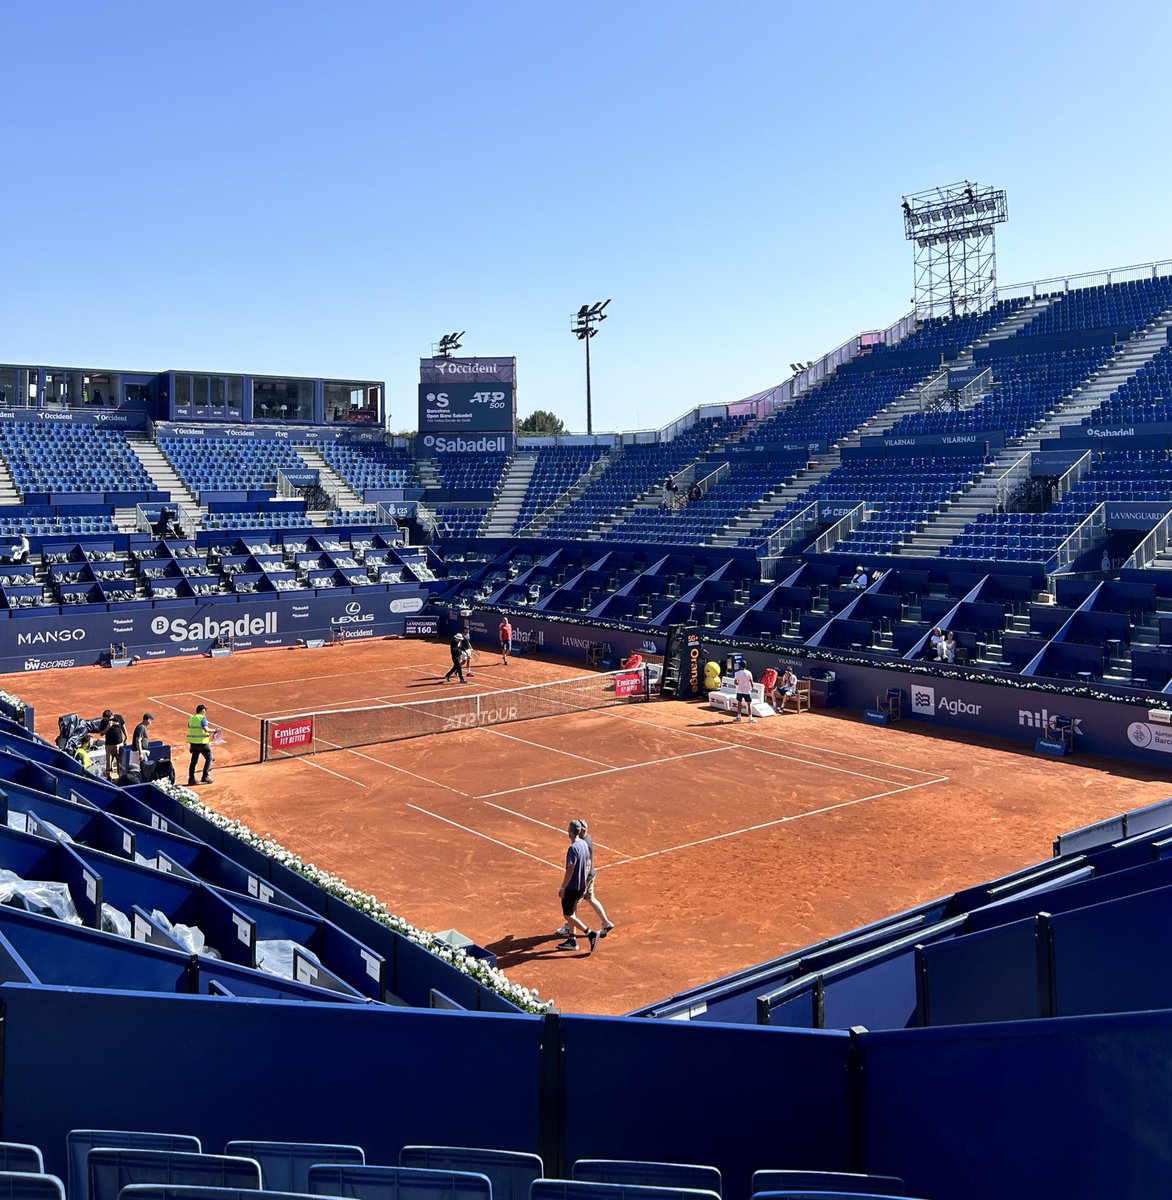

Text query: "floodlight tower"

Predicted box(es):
[433, 331, 465, 359]
[571, 300, 610, 435]
[902, 182, 1008, 319]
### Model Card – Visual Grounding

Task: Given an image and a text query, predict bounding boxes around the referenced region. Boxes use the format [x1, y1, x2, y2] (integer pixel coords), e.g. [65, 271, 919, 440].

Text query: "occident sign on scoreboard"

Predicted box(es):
[417, 357, 517, 453]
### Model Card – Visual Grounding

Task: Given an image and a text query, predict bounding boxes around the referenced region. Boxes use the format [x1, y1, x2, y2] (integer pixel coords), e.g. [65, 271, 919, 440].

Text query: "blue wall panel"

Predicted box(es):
[859, 1012, 1172, 1200]
[560, 1015, 852, 1197]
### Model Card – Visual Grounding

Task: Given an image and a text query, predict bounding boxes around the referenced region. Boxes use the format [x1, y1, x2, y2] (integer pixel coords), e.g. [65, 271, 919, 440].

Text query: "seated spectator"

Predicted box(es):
[928, 627, 945, 659]
[940, 630, 956, 663]
[4, 533, 29, 565]
[688, 483, 702, 503]
[849, 565, 869, 589]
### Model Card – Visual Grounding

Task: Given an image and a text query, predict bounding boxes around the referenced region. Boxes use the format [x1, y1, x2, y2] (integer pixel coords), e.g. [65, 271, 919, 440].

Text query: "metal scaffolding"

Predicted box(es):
[902, 182, 1008, 320]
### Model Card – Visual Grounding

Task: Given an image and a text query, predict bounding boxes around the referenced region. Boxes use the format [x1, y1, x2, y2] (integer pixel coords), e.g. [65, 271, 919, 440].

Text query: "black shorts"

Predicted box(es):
[736, 692, 751, 704]
[561, 888, 585, 918]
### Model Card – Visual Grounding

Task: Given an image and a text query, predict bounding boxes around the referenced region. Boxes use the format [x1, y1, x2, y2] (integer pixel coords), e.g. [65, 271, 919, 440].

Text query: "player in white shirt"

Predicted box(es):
[733, 665, 755, 723]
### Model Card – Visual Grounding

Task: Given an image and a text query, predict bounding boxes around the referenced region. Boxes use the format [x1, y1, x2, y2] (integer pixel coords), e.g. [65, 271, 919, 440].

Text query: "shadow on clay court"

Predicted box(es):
[485, 932, 596, 965]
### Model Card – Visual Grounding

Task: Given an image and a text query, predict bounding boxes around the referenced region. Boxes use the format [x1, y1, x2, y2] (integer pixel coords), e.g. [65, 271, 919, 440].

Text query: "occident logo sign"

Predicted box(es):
[151, 612, 278, 643]
[432, 360, 500, 376]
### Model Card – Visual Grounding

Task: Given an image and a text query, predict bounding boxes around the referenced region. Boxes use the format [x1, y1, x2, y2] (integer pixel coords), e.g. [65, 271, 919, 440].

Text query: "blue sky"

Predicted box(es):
[3, 2, 1170, 434]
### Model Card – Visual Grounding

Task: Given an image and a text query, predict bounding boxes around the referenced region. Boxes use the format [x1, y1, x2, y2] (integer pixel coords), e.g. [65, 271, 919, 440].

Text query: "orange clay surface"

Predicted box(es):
[7, 638, 1170, 1015]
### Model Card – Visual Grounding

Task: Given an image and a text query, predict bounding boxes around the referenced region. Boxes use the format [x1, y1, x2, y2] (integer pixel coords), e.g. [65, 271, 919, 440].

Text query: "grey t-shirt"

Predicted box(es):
[565, 836, 591, 892]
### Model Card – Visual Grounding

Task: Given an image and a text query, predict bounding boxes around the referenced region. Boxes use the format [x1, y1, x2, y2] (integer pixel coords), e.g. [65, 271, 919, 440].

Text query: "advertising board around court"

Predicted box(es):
[0, 585, 429, 674]
[704, 640, 1166, 767]
[461, 609, 666, 665]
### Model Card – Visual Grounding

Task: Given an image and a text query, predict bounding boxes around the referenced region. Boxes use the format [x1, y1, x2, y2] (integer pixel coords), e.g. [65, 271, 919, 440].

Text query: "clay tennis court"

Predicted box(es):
[7, 638, 1170, 1015]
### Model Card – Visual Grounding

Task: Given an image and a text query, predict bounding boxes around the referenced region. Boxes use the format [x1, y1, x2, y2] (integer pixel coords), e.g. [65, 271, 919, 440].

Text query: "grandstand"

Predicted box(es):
[4, 259, 1172, 1199]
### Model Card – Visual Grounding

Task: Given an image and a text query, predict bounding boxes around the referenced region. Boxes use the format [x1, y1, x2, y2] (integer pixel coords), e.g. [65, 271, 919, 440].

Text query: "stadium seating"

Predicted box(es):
[222, 1142, 366, 1192]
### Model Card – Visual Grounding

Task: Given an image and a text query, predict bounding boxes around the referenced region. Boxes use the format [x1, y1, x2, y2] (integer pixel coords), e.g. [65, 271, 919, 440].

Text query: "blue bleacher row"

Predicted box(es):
[0, 1132, 923, 1200]
[0, 531, 422, 608]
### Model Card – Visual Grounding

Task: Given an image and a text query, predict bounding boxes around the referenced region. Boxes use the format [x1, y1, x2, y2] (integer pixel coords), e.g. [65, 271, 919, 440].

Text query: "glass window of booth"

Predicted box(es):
[254, 377, 313, 422]
[325, 381, 380, 424]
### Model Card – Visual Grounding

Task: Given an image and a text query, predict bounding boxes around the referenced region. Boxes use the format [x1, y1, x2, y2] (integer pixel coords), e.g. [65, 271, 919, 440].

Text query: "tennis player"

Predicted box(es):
[557, 820, 599, 954]
[499, 617, 512, 666]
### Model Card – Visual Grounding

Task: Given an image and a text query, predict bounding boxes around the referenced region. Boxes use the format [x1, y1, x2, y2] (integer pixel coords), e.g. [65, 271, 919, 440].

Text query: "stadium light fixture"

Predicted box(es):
[433, 330, 465, 359]
[571, 299, 611, 435]
[902, 181, 1008, 318]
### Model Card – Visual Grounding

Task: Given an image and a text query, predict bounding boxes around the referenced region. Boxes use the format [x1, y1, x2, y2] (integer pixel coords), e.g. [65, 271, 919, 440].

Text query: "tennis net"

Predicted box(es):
[260, 665, 650, 761]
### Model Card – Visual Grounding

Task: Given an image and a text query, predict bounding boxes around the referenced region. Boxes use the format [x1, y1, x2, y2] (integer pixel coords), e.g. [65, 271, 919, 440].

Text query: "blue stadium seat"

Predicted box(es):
[308, 1165, 490, 1200]
[0, 1173, 64, 1200]
[223, 1144, 365, 1193]
[399, 1148, 542, 1200]
[87, 1150, 260, 1200]
[752, 1169, 908, 1195]
[68, 1133, 203, 1200]
[572, 1163, 720, 1196]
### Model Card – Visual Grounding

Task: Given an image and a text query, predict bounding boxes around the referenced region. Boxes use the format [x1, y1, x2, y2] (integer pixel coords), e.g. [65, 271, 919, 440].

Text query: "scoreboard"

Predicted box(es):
[418, 357, 516, 435]
[418, 382, 513, 433]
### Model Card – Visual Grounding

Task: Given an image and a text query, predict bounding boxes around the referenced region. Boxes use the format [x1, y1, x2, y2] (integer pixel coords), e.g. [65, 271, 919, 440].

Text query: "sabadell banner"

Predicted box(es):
[0, 585, 429, 673]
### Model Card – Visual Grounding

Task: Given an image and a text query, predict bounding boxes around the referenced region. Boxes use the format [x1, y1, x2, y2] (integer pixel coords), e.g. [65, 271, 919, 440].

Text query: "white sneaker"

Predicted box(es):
[556, 923, 570, 936]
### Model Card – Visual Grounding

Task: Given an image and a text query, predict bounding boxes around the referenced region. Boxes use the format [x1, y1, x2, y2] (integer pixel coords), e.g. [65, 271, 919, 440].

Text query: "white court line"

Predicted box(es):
[597, 703, 942, 782]
[482, 725, 614, 767]
[476, 744, 736, 800]
[406, 804, 560, 869]
[612, 778, 947, 866]
[150, 661, 443, 697]
[734, 739, 945, 787]
[337, 745, 472, 798]
[482, 800, 631, 860]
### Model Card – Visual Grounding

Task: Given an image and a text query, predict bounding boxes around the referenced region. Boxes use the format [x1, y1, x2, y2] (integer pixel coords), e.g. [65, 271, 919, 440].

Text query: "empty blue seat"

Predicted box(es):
[752, 1170, 908, 1195]
[572, 1165, 719, 1196]
[399, 1149, 541, 1200]
[223, 1144, 365, 1193]
[0, 1146, 44, 1175]
[87, 1150, 260, 1200]
[0, 1173, 65, 1200]
[68, 1133, 203, 1200]
[308, 1165, 490, 1200]
[531, 1183, 721, 1200]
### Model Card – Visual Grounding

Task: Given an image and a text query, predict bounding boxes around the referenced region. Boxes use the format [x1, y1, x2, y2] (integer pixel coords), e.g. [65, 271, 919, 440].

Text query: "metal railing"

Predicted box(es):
[917, 369, 951, 411]
[814, 502, 872, 555]
[1124, 508, 1172, 570]
[1055, 450, 1093, 500]
[692, 460, 729, 498]
[135, 501, 196, 540]
[999, 259, 1172, 302]
[1050, 503, 1106, 575]
[992, 452, 1032, 511]
[765, 501, 818, 559]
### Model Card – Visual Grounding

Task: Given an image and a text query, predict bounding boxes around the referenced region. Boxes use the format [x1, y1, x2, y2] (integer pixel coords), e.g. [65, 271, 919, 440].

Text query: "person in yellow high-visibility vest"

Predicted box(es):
[185, 704, 219, 787]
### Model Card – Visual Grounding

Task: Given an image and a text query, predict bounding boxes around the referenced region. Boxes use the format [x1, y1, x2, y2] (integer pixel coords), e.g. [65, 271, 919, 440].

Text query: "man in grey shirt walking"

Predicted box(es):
[556, 820, 599, 954]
